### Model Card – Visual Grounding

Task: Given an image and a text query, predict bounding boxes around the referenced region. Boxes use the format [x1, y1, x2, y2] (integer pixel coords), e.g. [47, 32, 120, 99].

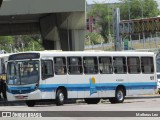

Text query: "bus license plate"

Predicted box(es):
[16, 95, 24, 99]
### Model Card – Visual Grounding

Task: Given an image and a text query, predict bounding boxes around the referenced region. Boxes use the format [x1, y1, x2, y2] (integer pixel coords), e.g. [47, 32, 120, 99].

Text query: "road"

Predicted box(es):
[0, 95, 160, 120]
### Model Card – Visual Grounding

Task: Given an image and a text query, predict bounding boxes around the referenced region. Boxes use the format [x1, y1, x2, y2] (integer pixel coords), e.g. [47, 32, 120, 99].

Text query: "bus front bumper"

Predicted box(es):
[6, 90, 42, 101]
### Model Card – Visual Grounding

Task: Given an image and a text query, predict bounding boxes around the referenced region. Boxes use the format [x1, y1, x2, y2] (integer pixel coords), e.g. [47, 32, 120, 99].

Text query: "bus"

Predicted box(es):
[6, 51, 157, 107]
[0, 54, 10, 99]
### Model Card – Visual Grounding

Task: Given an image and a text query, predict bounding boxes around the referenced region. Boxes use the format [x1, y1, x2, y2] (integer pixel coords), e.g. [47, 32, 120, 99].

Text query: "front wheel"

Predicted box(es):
[26, 100, 36, 107]
[55, 89, 65, 106]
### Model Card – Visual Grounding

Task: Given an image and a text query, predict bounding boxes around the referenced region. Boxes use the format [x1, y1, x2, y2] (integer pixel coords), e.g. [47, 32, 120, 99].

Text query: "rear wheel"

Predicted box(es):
[26, 100, 36, 107]
[85, 98, 100, 104]
[55, 89, 65, 106]
[109, 88, 125, 104]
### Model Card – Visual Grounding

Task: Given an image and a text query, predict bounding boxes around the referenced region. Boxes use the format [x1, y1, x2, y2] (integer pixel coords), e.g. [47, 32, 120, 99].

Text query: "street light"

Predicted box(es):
[137, 0, 145, 48]
[126, 1, 133, 49]
[107, 0, 111, 43]
[126, 0, 131, 20]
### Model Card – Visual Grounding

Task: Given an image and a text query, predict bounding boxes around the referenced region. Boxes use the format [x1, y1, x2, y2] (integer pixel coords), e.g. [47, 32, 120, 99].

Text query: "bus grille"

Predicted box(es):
[10, 89, 34, 94]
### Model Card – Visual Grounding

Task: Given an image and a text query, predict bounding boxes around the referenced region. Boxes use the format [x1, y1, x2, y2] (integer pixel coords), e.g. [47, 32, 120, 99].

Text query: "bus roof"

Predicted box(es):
[9, 51, 155, 59]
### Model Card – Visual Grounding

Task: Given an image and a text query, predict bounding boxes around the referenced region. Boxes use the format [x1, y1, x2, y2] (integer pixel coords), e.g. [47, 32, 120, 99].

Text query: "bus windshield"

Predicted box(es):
[7, 60, 39, 85]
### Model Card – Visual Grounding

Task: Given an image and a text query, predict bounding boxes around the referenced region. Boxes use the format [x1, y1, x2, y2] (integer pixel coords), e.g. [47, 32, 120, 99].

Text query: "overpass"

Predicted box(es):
[0, 0, 86, 51]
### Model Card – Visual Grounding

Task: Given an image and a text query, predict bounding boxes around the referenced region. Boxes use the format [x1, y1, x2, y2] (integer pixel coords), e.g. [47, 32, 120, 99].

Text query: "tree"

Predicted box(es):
[119, 0, 160, 20]
[12, 35, 44, 52]
[0, 35, 44, 53]
[85, 32, 102, 45]
[0, 36, 14, 52]
[87, 0, 160, 44]
[87, 3, 114, 43]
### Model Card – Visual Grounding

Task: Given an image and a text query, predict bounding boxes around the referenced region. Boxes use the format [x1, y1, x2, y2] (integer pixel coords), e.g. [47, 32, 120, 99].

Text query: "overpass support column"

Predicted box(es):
[40, 12, 85, 51]
[59, 29, 85, 51]
[70, 30, 85, 51]
[40, 14, 61, 50]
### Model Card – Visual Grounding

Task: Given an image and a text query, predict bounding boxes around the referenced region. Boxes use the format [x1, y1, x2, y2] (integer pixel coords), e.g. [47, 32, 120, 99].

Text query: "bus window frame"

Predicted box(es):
[141, 56, 154, 74]
[54, 57, 67, 75]
[113, 56, 127, 74]
[41, 59, 54, 80]
[127, 57, 141, 74]
[83, 56, 99, 74]
[98, 56, 113, 74]
[67, 56, 83, 75]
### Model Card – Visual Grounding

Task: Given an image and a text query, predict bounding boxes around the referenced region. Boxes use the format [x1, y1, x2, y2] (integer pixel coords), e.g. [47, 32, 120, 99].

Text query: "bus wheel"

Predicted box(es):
[115, 88, 125, 103]
[26, 100, 35, 107]
[84, 98, 100, 104]
[109, 88, 125, 104]
[56, 89, 65, 106]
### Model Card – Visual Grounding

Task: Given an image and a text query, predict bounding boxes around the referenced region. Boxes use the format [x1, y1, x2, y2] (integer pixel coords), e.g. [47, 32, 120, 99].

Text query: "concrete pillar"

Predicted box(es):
[59, 29, 85, 51]
[42, 40, 55, 50]
[40, 14, 61, 50]
[70, 30, 85, 51]
[59, 29, 71, 51]
[40, 12, 85, 51]
[0, 0, 2, 7]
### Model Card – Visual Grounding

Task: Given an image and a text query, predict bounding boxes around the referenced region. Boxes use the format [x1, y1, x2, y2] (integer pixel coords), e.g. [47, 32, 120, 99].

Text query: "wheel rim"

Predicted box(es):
[59, 92, 64, 102]
[117, 90, 123, 101]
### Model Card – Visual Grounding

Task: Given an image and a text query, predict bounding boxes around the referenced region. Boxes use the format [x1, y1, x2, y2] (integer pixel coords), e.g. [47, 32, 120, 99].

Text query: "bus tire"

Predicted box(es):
[84, 98, 100, 104]
[26, 100, 35, 107]
[55, 89, 65, 106]
[109, 88, 125, 104]
[115, 88, 125, 103]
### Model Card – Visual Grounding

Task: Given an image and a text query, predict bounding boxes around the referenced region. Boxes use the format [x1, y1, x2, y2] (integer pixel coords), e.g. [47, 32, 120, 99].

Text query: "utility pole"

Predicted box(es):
[113, 8, 121, 51]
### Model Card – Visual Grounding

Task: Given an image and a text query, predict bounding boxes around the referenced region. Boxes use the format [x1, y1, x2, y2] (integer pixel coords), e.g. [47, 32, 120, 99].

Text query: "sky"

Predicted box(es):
[86, 0, 119, 4]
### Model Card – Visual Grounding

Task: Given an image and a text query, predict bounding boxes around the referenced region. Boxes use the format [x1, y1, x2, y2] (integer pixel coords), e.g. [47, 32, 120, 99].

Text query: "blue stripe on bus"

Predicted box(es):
[38, 82, 157, 91]
[7, 82, 157, 94]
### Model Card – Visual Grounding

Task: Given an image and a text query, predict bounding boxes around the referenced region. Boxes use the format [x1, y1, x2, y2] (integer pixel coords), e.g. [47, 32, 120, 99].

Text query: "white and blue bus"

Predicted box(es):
[6, 51, 157, 107]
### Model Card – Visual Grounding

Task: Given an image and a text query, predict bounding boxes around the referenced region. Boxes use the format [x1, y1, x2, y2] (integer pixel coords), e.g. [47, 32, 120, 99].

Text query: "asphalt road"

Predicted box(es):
[0, 95, 160, 120]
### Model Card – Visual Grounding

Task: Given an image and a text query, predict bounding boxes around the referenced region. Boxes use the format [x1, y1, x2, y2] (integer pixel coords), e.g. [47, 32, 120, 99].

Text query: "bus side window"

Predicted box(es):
[127, 57, 140, 74]
[141, 57, 154, 74]
[54, 57, 67, 75]
[99, 57, 112, 74]
[67, 57, 83, 74]
[41, 60, 54, 79]
[83, 57, 98, 74]
[113, 57, 127, 74]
